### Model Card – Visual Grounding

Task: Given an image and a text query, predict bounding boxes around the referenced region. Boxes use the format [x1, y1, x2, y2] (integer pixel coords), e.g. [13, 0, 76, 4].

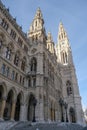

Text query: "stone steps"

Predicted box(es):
[0, 121, 84, 130]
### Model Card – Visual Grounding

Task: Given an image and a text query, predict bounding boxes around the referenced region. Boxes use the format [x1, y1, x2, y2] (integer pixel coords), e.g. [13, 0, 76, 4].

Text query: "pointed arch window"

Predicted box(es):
[31, 57, 37, 72]
[66, 80, 72, 96]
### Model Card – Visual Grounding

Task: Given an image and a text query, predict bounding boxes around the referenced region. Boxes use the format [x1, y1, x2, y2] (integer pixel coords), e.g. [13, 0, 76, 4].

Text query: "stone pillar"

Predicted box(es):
[10, 101, 16, 120]
[0, 97, 6, 119]
[20, 103, 28, 121]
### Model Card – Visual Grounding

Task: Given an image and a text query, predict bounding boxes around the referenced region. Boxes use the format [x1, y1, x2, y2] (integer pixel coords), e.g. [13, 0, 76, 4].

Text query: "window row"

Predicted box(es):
[1, 63, 25, 85]
[1, 19, 28, 53]
[0, 43, 26, 72]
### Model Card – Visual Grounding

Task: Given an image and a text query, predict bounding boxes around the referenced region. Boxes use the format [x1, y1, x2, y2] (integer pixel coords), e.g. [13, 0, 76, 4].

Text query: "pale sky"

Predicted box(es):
[1, 0, 87, 109]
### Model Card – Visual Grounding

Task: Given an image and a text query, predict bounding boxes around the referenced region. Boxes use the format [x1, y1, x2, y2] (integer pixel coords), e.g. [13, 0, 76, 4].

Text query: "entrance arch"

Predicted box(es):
[27, 94, 36, 121]
[0, 85, 4, 113]
[14, 93, 22, 121]
[69, 107, 76, 123]
[3, 90, 14, 120]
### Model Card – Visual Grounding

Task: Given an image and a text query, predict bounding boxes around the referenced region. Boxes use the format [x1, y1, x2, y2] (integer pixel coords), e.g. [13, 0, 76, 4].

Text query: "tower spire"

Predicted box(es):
[58, 22, 68, 42]
[56, 22, 73, 65]
[27, 8, 46, 43]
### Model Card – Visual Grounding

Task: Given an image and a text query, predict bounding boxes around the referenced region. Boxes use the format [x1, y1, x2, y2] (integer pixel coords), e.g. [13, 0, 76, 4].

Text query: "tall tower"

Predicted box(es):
[27, 7, 46, 43]
[56, 22, 84, 124]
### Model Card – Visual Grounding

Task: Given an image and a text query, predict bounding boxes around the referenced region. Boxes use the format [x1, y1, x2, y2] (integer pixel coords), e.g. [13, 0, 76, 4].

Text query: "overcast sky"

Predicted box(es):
[1, 0, 87, 109]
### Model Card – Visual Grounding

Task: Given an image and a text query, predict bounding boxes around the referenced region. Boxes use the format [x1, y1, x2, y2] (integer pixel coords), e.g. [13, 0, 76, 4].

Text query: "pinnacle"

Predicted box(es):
[35, 7, 43, 19]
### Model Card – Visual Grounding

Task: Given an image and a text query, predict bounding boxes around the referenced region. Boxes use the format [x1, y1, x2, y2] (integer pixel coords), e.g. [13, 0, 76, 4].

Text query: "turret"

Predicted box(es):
[27, 8, 46, 43]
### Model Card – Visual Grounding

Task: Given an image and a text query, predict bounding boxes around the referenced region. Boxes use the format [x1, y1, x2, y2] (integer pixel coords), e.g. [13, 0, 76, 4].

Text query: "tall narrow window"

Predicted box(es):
[0, 40, 2, 49]
[28, 77, 31, 87]
[62, 52, 68, 64]
[32, 77, 36, 87]
[20, 75, 22, 84]
[5, 47, 11, 60]
[31, 58, 37, 72]
[14, 54, 19, 66]
[6, 67, 10, 77]
[65, 52, 68, 63]
[21, 57, 26, 71]
[22, 77, 25, 85]
[1, 64, 6, 74]
[15, 73, 18, 81]
[66, 80, 72, 96]
[11, 71, 15, 80]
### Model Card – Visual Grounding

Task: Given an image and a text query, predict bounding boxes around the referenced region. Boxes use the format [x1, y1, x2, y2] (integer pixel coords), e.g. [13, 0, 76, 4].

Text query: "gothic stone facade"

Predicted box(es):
[0, 1, 83, 124]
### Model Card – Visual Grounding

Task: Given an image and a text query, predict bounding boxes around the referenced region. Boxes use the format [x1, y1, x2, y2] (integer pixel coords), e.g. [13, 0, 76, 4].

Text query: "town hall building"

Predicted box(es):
[0, 0, 84, 124]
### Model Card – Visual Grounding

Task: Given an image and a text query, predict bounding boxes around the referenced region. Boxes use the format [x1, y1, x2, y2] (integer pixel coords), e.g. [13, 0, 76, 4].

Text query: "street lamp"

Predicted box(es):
[59, 98, 64, 122]
[64, 102, 68, 122]
[32, 98, 37, 122]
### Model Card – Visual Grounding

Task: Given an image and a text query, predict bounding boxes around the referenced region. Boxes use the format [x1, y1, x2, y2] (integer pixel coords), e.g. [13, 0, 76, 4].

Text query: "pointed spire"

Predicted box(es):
[27, 7, 46, 43]
[55, 22, 73, 65]
[58, 22, 67, 41]
[35, 7, 43, 19]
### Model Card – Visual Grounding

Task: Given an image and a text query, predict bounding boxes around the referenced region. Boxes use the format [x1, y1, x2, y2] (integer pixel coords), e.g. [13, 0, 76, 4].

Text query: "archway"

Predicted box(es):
[3, 90, 14, 120]
[69, 107, 76, 123]
[14, 93, 22, 121]
[27, 94, 36, 121]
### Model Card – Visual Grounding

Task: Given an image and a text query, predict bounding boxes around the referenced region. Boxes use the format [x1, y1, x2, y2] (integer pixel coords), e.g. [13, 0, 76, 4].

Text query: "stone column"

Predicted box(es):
[20, 103, 28, 121]
[0, 97, 6, 119]
[10, 101, 16, 120]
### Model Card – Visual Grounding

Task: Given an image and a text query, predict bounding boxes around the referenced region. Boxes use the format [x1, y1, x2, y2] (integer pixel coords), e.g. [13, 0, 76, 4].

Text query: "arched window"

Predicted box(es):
[69, 107, 76, 123]
[14, 52, 20, 66]
[5, 47, 11, 60]
[21, 57, 26, 71]
[66, 80, 72, 96]
[31, 57, 37, 72]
